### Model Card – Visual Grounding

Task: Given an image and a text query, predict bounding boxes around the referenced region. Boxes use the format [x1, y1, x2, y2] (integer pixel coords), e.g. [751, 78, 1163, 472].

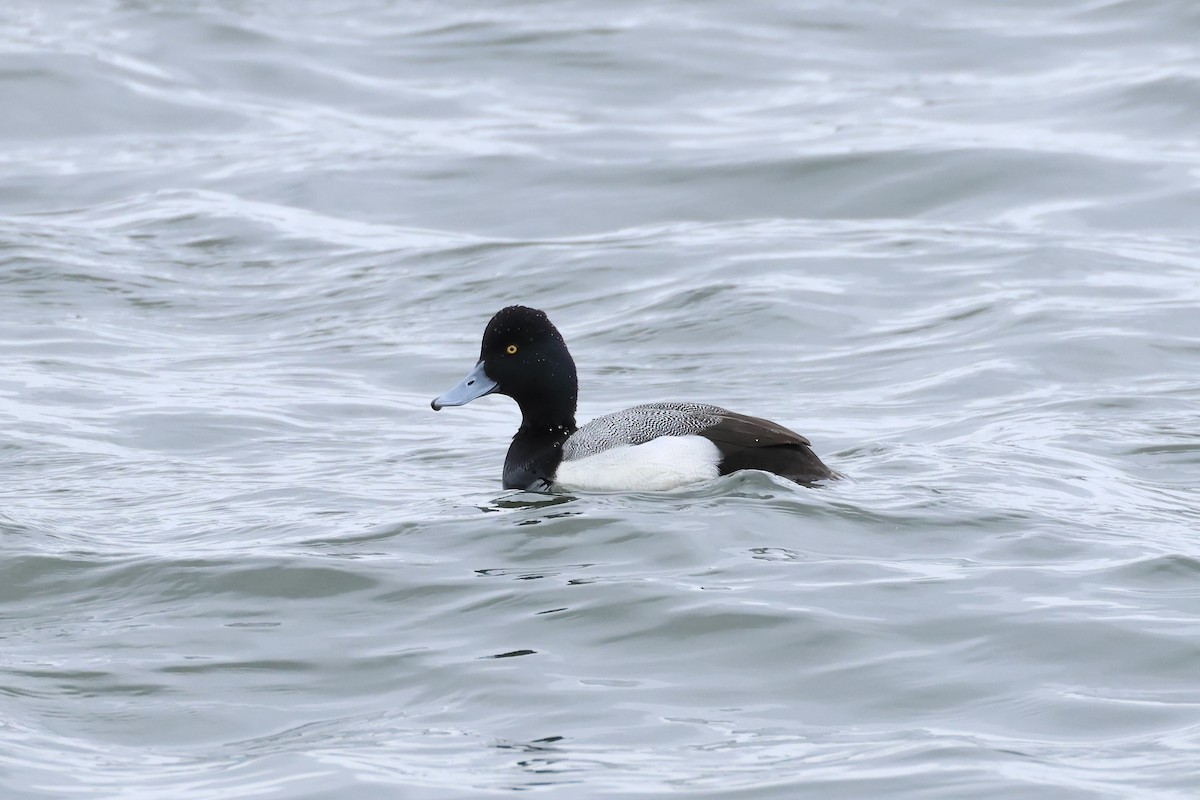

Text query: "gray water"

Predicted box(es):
[2, 1, 1199, 797]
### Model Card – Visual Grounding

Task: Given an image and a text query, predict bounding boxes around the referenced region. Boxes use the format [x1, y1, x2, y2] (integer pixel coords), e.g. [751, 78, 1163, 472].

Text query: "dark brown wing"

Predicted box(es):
[698, 410, 836, 485]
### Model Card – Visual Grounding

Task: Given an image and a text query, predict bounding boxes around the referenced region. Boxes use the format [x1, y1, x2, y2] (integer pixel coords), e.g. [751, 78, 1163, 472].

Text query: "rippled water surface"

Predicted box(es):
[2, 1, 1199, 797]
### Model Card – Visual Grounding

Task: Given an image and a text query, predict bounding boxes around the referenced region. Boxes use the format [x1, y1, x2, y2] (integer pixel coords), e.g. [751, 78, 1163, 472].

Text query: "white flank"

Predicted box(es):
[554, 435, 722, 492]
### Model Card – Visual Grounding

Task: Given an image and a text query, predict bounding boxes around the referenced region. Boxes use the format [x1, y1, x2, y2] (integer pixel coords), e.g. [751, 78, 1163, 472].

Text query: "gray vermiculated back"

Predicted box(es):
[563, 402, 726, 459]
[4, 0, 1200, 798]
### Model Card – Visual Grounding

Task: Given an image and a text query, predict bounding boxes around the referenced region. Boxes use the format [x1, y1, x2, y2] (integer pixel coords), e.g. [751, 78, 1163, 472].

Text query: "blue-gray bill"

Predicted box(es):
[431, 361, 498, 410]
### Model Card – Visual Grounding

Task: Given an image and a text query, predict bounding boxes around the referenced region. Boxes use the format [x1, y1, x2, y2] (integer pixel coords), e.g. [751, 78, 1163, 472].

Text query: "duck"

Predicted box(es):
[431, 305, 837, 492]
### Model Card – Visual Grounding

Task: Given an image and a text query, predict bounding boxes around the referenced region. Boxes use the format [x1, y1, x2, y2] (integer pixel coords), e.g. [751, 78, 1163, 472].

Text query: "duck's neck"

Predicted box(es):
[502, 396, 577, 490]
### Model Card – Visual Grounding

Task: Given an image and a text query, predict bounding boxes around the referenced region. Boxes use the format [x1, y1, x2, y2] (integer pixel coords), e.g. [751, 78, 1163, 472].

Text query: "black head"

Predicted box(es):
[432, 306, 578, 426]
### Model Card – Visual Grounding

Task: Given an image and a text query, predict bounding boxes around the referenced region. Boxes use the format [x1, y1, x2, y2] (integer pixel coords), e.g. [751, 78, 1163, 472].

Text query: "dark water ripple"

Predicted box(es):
[3, 0, 1200, 798]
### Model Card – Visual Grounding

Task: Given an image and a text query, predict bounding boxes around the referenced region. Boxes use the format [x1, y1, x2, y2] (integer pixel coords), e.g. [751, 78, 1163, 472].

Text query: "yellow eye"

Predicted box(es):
[505, 344, 518, 355]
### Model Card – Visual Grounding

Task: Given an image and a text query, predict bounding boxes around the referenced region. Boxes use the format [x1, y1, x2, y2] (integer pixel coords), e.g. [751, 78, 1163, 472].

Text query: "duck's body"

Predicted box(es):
[432, 306, 836, 492]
